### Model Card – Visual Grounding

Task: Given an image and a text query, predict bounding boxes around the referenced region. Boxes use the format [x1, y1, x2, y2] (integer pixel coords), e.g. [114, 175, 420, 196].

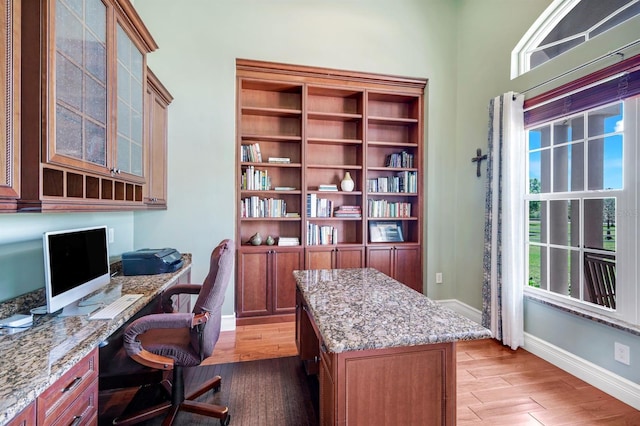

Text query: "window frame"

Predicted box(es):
[523, 51, 640, 326]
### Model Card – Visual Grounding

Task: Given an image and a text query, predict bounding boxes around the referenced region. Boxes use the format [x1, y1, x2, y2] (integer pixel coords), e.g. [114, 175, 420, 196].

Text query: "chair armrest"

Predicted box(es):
[161, 284, 202, 312]
[124, 312, 209, 370]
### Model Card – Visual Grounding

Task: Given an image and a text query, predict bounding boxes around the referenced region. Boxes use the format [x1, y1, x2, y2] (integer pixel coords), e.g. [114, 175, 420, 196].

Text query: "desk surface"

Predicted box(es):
[294, 268, 492, 353]
[0, 255, 192, 425]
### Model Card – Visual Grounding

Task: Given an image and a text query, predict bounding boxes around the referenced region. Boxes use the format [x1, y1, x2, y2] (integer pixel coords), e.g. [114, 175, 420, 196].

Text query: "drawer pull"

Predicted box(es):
[69, 415, 82, 426]
[62, 377, 82, 393]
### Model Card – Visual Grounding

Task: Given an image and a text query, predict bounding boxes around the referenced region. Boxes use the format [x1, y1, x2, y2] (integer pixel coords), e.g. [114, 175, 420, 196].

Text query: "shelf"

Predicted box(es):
[368, 167, 418, 172]
[241, 134, 302, 142]
[308, 111, 362, 121]
[241, 162, 302, 168]
[368, 140, 419, 148]
[368, 116, 418, 125]
[307, 138, 363, 146]
[242, 106, 302, 117]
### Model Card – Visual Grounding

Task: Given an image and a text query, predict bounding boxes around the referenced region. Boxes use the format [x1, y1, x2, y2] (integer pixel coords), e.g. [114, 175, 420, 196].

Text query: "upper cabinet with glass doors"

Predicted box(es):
[19, 0, 158, 211]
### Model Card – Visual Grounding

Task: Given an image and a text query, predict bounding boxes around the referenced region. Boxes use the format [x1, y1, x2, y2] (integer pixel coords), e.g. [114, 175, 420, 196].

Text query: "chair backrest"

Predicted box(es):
[583, 252, 616, 309]
[190, 239, 234, 358]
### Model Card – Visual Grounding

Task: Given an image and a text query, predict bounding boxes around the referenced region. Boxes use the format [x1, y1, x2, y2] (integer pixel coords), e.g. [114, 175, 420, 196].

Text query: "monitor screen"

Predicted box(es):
[43, 225, 111, 314]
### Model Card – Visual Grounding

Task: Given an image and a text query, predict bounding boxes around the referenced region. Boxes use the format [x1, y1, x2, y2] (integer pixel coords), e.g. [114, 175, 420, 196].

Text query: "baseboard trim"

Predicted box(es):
[221, 314, 236, 332]
[524, 332, 640, 410]
[436, 299, 482, 324]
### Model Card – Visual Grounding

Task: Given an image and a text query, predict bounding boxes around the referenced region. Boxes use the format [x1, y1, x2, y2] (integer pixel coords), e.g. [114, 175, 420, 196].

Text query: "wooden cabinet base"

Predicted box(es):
[322, 343, 456, 426]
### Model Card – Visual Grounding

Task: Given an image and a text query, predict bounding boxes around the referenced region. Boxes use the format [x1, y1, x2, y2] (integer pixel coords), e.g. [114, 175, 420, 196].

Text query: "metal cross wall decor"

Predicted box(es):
[471, 148, 488, 178]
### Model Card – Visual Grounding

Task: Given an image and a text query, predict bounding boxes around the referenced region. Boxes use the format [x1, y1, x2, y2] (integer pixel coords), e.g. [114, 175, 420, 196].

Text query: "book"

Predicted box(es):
[318, 184, 338, 191]
[274, 186, 296, 191]
[268, 157, 291, 163]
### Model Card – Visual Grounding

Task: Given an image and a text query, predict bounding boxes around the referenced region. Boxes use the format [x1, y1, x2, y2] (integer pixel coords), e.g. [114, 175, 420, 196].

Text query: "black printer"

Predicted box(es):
[121, 248, 184, 276]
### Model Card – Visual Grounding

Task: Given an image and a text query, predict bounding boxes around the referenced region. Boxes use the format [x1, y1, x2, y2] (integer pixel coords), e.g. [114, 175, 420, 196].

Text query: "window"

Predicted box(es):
[526, 102, 625, 309]
[512, 0, 640, 78]
[524, 55, 640, 325]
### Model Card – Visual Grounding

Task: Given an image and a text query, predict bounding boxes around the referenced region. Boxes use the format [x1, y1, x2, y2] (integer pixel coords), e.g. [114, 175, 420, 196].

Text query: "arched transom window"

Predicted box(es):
[512, 0, 640, 78]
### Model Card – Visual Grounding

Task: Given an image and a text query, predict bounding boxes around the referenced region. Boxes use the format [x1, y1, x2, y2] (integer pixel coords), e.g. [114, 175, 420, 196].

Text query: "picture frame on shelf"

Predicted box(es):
[369, 220, 404, 243]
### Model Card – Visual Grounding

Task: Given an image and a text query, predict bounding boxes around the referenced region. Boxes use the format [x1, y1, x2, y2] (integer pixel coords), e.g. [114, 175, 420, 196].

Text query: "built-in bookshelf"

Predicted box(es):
[236, 60, 426, 322]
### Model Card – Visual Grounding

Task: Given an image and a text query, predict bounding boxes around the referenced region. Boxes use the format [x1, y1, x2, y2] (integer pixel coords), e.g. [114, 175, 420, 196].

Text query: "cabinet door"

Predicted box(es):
[236, 251, 270, 317]
[50, 0, 109, 173]
[6, 401, 35, 426]
[366, 246, 394, 277]
[335, 247, 364, 269]
[272, 249, 303, 314]
[319, 351, 335, 426]
[144, 69, 172, 207]
[0, 0, 20, 209]
[115, 23, 145, 178]
[305, 247, 334, 270]
[395, 246, 422, 292]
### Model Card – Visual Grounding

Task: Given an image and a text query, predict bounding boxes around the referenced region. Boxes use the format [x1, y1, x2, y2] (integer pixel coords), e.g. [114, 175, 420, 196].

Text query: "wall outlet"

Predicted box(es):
[435, 272, 443, 284]
[108, 228, 115, 244]
[614, 342, 630, 365]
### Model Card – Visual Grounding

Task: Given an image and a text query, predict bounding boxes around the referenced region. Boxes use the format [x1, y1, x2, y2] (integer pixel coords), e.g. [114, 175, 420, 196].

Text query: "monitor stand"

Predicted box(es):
[59, 284, 122, 317]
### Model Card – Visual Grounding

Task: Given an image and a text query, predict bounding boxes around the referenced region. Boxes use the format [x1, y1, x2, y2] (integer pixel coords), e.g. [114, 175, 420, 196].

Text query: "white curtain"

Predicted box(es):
[481, 92, 525, 350]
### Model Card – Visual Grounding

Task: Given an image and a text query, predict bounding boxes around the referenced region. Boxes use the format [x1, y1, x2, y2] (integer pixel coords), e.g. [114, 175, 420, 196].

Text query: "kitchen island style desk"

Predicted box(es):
[294, 268, 492, 426]
[0, 255, 192, 426]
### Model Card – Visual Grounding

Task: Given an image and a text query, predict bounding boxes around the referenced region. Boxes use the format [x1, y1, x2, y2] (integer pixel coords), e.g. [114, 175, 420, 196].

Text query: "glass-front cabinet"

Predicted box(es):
[20, 0, 157, 211]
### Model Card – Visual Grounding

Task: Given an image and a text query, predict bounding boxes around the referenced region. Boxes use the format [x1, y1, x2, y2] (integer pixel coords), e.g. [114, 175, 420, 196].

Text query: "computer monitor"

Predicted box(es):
[43, 225, 111, 315]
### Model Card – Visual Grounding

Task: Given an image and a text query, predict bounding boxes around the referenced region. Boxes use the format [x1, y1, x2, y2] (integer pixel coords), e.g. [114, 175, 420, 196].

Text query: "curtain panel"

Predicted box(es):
[482, 92, 525, 350]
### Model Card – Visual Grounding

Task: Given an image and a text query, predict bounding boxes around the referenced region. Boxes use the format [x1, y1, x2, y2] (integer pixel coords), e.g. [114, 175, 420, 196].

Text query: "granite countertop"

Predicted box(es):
[0, 254, 192, 425]
[294, 268, 492, 353]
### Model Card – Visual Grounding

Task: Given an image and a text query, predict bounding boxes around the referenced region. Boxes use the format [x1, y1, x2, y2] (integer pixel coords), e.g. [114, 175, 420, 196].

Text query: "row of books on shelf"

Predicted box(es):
[367, 171, 417, 193]
[241, 166, 271, 190]
[367, 200, 412, 218]
[241, 143, 292, 164]
[241, 196, 288, 218]
[306, 222, 338, 245]
[385, 151, 414, 168]
[307, 194, 332, 218]
[307, 195, 363, 218]
[241, 143, 262, 162]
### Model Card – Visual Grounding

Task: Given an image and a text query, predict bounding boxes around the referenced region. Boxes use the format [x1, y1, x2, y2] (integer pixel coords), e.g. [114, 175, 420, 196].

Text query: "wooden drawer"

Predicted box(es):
[6, 401, 35, 426]
[37, 348, 98, 426]
[49, 379, 98, 426]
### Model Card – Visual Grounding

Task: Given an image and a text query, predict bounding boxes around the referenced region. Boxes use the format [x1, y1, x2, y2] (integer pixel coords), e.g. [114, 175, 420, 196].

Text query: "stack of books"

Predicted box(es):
[318, 184, 338, 192]
[333, 205, 362, 218]
[277, 237, 300, 246]
[268, 157, 291, 164]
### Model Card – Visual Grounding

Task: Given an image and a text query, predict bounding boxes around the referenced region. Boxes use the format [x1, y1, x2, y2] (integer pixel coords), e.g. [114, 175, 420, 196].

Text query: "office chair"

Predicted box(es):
[113, 239, 234, 426]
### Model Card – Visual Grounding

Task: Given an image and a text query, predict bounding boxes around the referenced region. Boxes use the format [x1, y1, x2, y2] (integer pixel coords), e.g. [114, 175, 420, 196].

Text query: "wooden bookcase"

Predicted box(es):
[236, 60, 426, 322]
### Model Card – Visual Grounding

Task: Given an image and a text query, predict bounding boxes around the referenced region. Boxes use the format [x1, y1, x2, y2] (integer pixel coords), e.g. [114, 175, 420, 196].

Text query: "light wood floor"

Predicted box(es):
[205, 322, 640, 425]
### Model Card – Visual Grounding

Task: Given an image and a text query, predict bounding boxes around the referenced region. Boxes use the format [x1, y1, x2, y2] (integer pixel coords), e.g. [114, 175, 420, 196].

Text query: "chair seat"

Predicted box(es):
[140, 328, 201, 367]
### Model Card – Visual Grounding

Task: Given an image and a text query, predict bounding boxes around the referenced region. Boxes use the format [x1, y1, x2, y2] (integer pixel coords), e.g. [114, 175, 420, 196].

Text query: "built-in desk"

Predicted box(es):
[294, 268, 492, 425]
[0, 255, 192, 426]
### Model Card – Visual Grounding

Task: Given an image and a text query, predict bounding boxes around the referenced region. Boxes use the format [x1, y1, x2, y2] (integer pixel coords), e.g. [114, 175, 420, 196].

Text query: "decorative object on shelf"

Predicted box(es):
[369, 221, 404, 243]
[471, 148, 488, 177]
[249, 232, 262, 246]
[265, 235, 275, 246]
[340, 172, 354, 192]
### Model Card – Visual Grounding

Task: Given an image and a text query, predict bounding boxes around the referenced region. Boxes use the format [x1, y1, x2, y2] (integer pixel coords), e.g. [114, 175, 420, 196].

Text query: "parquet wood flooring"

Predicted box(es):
[207, 322, 640, 425]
